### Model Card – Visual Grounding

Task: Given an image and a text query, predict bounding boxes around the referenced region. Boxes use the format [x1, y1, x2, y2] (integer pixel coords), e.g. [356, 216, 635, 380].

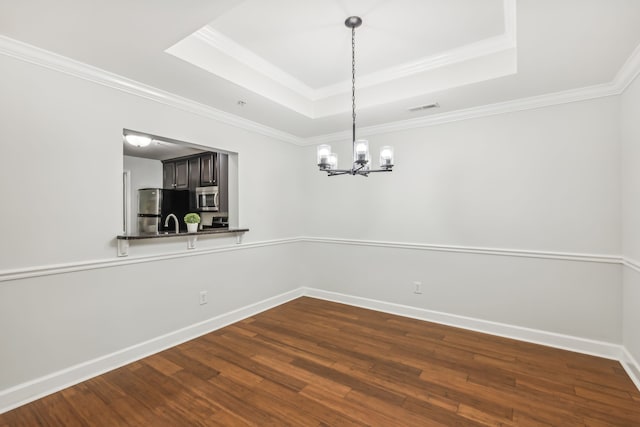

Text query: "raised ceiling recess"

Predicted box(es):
[167, 0, 517, 119]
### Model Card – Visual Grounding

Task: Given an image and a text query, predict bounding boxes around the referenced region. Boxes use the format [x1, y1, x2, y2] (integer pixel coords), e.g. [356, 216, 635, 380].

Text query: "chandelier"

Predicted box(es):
[317, 16, 394, 177]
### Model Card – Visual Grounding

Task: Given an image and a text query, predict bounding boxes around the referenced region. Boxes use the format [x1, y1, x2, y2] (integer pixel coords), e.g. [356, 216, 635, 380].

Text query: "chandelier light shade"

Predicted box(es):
[354, 139, 369, 164]
[379, 146, 394, 168]
[317, 144, 331, 169]
[317, 16, 394, 177]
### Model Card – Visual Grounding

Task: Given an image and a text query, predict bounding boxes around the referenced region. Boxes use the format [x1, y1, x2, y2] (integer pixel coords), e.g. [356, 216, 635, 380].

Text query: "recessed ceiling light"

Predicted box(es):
[408, 103, 440, 112]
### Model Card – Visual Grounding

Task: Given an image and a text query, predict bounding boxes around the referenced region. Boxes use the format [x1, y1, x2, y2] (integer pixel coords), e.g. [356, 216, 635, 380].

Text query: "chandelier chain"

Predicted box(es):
[352, 25, 356, 143]
[315, 16, 394, 177]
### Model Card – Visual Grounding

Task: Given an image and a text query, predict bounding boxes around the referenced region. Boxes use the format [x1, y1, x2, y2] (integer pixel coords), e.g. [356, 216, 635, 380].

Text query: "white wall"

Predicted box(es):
[0, 53, 305, 391]
[123, 155, 163, 234]
[0, 243, 304, 388]
[303, 99, 621, 254]
[0, 54, 305, 269]
[301, 97, 623, 342]
[301, 242, 621, 341]
[123, 155, 162, 193]
[0, 41, 634, 406]
[621, 72, 640, 372]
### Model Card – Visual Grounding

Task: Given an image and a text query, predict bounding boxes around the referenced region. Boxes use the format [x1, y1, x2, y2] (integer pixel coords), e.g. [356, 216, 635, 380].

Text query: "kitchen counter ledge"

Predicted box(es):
[116, 228, 249, 256]
[117, 228, 249, 240]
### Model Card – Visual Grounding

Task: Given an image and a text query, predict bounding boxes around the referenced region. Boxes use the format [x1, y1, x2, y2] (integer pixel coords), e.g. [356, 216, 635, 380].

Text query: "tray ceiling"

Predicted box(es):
[1, 0, 640, 139]
[167, 0, 516, 118]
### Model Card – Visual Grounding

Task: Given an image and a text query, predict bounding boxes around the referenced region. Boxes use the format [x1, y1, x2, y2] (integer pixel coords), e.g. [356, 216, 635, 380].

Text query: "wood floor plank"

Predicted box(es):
[1, 297, 639, 426]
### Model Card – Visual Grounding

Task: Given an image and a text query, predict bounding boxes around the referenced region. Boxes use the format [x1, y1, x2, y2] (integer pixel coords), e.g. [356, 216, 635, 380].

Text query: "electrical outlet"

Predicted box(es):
[199, 290, 208, 305]
[413, 281, 423, 294]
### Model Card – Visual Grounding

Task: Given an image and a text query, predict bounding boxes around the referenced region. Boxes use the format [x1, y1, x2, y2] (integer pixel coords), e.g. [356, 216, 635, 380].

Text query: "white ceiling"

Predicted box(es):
[1, 1, 640, 140]
[202, 0, 505, 89]
[123, 137, 207, 161]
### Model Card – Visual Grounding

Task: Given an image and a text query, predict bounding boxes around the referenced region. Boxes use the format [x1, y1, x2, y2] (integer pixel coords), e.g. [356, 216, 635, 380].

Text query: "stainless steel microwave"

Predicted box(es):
[196, 186, 219, 211]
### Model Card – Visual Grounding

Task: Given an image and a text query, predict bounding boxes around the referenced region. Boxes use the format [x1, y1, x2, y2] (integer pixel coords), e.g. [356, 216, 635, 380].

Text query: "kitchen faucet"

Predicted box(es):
[164, 214, 179, 233]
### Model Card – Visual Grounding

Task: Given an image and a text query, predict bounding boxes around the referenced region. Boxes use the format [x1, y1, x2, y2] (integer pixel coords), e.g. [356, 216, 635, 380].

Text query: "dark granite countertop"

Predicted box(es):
[117, 228, 249, 240]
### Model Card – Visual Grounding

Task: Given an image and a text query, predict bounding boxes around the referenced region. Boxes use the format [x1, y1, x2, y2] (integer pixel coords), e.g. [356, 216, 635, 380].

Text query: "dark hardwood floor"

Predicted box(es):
[2, 297, 639, 426]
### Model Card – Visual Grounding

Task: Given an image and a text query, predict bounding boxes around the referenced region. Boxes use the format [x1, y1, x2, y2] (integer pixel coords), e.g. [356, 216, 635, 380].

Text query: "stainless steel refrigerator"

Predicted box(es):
[137, 188, 190, 234]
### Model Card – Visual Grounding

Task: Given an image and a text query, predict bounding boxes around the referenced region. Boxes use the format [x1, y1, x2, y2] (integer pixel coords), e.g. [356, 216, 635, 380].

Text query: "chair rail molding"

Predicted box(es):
[302, 237, 621, 264]
[623, 257, 640, 274]
[0, 237, 303, 283]
[0, 236, 623, 284]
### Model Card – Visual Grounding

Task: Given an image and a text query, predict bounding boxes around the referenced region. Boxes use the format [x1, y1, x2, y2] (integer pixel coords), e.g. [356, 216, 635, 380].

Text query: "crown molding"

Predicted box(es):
[614, 40, 640, 93]
[2, 21, 640, 148]
[304, 81, 620, 145]
[0, 35, 304, 146]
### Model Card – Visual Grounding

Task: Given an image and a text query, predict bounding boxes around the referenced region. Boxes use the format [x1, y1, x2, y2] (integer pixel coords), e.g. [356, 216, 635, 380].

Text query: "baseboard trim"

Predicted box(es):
[621, 348, 640, 391]
[0, 288, 304, 415]
[302, 287, 624, 361]
[1, 286, 636, 414]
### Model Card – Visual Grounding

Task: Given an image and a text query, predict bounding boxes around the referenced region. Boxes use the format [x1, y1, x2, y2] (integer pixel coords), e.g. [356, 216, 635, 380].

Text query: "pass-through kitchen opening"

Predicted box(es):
[122, 129, 235, 235]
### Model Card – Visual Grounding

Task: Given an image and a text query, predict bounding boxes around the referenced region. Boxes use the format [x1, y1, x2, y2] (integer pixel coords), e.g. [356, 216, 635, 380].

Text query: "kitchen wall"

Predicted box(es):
[621, 72, 640, 376]
[123, 155, 163, 234]
[0, 51, 305, 397]
[301, 97, 623, 343]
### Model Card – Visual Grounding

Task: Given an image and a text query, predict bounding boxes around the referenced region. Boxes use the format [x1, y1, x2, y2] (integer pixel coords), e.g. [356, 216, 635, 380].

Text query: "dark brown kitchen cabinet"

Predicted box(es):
[162, 159, 189, 189]
[175, 160, 189, 189]
[162, 162, 174, 189]
[188, 157, 201, 209]
[218, 153, 228, 214]
[200, 152, 217, 186]
[161, 150, 228, 223]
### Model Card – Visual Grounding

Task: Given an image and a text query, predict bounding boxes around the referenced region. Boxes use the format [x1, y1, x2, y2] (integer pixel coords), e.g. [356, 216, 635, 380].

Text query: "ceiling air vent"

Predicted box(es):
[408, 103, 440, 112]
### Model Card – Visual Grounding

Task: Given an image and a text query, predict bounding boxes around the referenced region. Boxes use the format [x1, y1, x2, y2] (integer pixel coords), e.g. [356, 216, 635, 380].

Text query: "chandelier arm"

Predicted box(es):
[327, 170, 352, 176]
[352, 163, 367, 174]
[325, 167, 391, 176]
[364, 169, 393, 173]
